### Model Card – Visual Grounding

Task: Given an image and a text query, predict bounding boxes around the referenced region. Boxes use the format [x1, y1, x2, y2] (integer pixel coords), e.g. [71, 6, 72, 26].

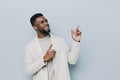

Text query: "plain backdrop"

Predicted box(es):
[0, 0, 120, 80]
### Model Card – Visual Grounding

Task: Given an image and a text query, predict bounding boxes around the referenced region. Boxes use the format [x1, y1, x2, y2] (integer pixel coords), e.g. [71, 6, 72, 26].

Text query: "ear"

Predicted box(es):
[33, 26, 37, 31]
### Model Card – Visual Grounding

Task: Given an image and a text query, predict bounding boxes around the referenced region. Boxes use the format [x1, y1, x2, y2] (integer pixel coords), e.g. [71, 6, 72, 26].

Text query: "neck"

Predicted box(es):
[37, 32, 49, 38]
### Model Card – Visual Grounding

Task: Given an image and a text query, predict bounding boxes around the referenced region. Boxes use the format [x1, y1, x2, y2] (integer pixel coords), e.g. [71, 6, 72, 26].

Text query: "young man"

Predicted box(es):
[25, 13, 82, 80]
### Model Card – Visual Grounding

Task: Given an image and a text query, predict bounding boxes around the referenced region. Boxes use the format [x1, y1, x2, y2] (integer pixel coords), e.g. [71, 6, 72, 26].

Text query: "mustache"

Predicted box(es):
[37, 27, 50, 34]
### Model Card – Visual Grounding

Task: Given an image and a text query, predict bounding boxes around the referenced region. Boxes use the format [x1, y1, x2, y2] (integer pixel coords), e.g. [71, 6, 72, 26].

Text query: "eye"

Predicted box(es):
[45, 19, 48, 22]
[40, 20, 44, 24]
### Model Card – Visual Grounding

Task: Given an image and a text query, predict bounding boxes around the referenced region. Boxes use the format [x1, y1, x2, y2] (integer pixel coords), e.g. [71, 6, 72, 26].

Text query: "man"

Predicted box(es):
[25, 13, 82, 80]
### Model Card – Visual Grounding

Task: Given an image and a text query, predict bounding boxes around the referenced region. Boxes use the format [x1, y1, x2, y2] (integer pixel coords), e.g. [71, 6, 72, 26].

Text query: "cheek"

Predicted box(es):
[37, 24, 42, 28]
[39, 24, 44, 28]
[37, 25, 44, 30]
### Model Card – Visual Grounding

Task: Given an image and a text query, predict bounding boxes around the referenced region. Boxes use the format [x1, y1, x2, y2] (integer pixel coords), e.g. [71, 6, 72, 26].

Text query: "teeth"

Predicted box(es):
[44, 27, 49, 30]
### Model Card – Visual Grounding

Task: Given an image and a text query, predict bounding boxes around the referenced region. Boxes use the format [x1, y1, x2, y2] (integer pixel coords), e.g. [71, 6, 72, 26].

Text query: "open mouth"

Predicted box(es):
[44, 26, 49, 30]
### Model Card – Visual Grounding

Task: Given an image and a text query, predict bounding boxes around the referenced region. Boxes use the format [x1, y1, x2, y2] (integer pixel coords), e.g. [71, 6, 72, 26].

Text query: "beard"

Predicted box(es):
[37, 26, 50, 35]
[40, 29, 50, 34]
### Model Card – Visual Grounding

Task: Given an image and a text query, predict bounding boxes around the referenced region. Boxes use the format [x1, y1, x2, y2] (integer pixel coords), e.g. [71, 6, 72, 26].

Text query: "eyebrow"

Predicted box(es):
[39, 19, 48, 23]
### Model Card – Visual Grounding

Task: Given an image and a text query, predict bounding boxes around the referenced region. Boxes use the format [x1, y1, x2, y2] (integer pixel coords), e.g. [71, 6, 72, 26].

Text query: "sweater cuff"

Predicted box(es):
[72, 40, 81, 46]
[42, 58, 47, 67]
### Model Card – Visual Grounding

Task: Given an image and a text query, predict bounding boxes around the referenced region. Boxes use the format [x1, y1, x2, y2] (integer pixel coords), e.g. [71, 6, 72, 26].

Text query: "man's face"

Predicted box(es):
[34, 16, 50, 34]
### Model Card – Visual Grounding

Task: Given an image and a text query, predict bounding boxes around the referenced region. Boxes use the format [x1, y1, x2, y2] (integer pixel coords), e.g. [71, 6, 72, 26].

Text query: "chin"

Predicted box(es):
[46, 29, 50, 33]
[44, 30, 50, 35]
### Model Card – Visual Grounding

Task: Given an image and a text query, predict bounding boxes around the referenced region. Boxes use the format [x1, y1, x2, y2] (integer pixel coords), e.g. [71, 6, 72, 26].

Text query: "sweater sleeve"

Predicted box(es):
[25, 46, 47, 75]
[60, 39, 81, 65]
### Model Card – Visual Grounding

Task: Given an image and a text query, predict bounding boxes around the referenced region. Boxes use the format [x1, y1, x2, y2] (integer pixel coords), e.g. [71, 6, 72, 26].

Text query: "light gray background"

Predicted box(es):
[0, 0, 120, 80]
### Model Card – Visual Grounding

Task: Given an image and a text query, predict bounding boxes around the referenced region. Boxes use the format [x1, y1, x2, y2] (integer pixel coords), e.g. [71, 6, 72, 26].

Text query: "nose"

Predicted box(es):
[44, 21, 49, 26]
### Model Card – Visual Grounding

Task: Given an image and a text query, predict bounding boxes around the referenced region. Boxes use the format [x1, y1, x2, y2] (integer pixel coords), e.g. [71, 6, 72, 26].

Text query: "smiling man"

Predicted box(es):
[25, 13, 82, 80]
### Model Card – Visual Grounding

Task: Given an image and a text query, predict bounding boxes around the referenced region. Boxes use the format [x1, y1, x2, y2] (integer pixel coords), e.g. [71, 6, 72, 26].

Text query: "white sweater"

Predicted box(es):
[25, 35, 81, 80]
[38, 36, 55, 80]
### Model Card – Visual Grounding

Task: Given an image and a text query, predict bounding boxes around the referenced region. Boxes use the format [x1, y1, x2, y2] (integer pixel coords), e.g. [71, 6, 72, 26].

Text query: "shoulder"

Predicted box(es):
[25, 38, 36, 49]
[51, 34, 65, 42]
[51, 34, 67, 46]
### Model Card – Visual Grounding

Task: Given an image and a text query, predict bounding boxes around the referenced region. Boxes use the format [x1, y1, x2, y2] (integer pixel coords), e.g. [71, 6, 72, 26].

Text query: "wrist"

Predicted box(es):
[73, 39, 80, 42]
[43, 57, 47, 62]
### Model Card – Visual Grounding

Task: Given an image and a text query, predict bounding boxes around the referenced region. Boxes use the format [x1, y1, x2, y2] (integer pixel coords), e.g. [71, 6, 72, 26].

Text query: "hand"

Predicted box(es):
[71, 25, 82, 42]
[43, 44, 56, 62]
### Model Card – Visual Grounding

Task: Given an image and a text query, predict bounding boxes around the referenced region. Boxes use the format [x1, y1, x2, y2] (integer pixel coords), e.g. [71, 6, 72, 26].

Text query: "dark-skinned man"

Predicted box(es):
[25, 13, 82, 80]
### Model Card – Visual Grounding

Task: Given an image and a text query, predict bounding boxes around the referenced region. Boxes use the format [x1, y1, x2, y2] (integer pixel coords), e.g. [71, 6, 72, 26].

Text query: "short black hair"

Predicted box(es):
[30, 13, 43, 26]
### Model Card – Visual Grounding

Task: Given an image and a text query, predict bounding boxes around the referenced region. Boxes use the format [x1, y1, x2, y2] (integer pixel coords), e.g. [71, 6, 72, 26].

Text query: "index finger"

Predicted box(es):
[77, 25, 80, 29]
[48, 44, 53, 50]
[76, 25, 80, 31]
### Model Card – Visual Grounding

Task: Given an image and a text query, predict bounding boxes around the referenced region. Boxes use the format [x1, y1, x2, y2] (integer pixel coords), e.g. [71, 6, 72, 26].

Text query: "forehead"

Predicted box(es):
[36, 16, 46, 22]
